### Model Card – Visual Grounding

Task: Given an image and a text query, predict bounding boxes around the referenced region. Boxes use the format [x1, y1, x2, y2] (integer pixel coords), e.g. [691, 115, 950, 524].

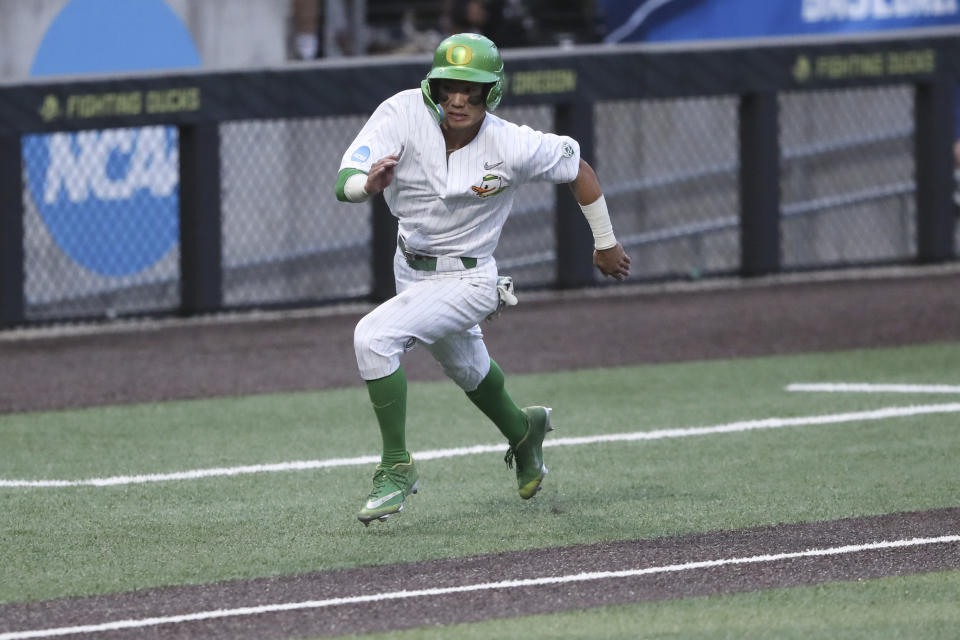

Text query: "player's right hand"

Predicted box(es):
[364, 155, 400, 195]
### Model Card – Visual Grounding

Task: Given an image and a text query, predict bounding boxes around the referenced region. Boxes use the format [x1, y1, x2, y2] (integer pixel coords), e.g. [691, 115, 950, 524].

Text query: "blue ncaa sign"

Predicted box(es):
[22, 0, 201, 277]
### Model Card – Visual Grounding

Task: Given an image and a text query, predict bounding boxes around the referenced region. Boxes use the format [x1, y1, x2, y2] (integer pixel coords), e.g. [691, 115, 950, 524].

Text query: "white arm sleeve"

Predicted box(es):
[343, 173, 371, 203]
[579, 195, 617, 250]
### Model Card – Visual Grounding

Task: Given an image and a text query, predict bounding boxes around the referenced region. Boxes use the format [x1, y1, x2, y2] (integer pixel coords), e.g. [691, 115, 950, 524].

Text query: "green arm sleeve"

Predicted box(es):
[334, 168, 367, 203]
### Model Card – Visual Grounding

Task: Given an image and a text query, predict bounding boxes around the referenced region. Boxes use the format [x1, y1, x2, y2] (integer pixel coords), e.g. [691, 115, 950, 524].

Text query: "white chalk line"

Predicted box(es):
[788, 383, 960, 394]
[1, 534, 957, 640]
[3, 402, 960, 489]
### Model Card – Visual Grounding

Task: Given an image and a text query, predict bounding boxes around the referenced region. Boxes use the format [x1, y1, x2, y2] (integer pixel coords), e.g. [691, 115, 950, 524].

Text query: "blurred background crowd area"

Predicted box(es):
[0, 0, 616, 81]
[288, 0, 605, 60]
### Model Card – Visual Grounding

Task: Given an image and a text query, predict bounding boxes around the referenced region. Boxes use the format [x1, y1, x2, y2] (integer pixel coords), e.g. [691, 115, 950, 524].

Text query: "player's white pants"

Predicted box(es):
[354, 248, 501, 391]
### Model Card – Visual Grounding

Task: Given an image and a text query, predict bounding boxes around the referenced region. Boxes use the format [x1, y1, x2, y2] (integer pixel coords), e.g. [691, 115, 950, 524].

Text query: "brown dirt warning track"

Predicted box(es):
[1, 266, 959, 638]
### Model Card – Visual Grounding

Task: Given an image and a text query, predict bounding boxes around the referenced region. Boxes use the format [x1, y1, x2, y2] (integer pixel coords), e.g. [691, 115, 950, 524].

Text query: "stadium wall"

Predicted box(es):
[0, 28, 958, 327]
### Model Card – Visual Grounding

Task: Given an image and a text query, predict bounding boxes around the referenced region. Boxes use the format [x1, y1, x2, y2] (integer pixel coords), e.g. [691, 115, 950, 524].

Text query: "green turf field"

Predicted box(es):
[2, 342, 959, 634]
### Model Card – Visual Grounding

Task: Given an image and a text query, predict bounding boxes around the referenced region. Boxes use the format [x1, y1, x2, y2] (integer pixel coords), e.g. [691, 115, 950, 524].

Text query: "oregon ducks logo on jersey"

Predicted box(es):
[471, 173, 505, 198]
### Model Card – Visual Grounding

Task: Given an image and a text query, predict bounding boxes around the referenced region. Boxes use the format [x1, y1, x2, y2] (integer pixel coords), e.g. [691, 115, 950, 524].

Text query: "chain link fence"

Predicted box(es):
[599, 96, 741, 282]
[221, 116, 372, 307]
[780, 85, 916, 268]
[14, 82, 944, 323]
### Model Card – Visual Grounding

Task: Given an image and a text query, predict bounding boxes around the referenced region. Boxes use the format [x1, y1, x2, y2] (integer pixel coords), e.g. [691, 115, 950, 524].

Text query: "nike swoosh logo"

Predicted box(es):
[365, 490, 402, 509]
[483, 161, 504, 170]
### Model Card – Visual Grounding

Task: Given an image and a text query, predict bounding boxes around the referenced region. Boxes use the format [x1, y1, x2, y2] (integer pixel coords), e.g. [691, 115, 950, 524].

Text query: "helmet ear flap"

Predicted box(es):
[485, 80, 502, 111]
[421, 78, 444, 124]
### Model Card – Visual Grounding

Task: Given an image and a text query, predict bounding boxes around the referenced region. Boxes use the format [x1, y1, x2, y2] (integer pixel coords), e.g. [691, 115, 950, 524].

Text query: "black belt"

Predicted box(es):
[398, 237, 478, 271]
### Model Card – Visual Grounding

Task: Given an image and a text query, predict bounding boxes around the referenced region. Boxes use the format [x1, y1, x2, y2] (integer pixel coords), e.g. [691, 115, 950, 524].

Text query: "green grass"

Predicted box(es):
[2, 342, 959, 621]
[342, 570, 960, 640]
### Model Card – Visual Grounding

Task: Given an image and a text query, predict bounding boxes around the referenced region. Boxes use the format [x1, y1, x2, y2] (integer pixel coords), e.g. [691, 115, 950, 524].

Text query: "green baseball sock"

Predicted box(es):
[366, 367, 409, 467]
[466, 359, 527, 445]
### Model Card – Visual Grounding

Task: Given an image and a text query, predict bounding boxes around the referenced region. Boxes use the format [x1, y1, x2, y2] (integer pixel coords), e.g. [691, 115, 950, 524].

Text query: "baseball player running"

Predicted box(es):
[335, 33, 631, 525]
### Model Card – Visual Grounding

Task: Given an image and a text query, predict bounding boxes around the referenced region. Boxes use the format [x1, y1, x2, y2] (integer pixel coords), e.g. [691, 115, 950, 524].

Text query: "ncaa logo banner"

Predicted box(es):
[601, 0, 960, 43]
[23, 0, 200, 277]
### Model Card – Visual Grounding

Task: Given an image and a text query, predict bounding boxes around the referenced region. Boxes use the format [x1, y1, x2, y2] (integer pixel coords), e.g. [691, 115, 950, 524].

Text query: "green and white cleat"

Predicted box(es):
[504, 406, 554, 499]
[357, 455, 419, 526]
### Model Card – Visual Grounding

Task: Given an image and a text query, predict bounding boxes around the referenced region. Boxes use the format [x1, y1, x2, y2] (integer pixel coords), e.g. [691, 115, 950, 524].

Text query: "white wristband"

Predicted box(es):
[343, 172, 371, 202]
[579, 195, 617, 250]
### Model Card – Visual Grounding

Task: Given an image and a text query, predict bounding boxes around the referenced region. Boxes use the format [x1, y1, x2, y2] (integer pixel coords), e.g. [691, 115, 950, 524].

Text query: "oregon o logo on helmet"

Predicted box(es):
[446, 45, 473, 65]
[22, 0, 200, 277]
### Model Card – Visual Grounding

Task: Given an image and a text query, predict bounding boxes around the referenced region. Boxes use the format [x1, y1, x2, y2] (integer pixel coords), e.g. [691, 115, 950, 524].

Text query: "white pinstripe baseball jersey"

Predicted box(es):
[339, 88, 581, 258]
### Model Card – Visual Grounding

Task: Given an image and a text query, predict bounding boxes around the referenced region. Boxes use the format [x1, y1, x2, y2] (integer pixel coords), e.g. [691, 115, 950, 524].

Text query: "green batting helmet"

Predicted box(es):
[421, 33, 504, 123]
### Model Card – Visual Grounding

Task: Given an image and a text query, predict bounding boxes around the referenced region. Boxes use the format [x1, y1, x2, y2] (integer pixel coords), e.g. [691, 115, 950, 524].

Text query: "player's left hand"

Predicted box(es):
[594, 243, 631, 280]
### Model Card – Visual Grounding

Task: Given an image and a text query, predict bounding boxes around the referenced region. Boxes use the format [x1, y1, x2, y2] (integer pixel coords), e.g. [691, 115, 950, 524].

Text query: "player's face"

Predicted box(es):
[436, 80, 486, 129]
